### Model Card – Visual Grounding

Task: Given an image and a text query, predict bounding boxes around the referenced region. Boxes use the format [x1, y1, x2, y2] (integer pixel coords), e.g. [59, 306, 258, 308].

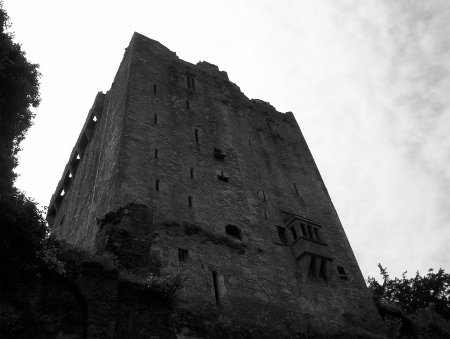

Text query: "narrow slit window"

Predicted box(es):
[293, 183, 299, 196]
[307, 225, 314, 239]
[187, 74, 195, 91]
[300, 223, 307, 237]
[337, 266, 348, 280]
[188, 196, 193, 207]
[290, 226, 297, 240]
[195, 128, 199, 142]
[212, 271, 220, 305]
[178, 248, 188, 262]
[264, 210, 268, 220]
[319, 259, 328, 281]
[309, 256, 317, 278]
[190, 167, 194, 179]
[313, 228, 320, 241]
[155, 179, 160, 191]
[154, 113, 158, 125]
[59, 214, 65, 226]
[153, 84, 157, 95]
[248, 139, 252, 146]
[154, 149, 159, 159]
[186, 100, 190, 110]
[277, 227, 287, 245]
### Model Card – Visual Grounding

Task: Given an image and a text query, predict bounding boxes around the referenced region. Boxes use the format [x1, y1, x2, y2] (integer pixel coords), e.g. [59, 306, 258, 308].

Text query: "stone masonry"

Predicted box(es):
[47, 32, 384, 337]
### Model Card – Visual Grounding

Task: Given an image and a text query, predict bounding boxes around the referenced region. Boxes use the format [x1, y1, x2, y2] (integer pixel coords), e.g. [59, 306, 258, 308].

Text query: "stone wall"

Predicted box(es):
[47, 32, 385, 337]
[47, 45, 133, 250]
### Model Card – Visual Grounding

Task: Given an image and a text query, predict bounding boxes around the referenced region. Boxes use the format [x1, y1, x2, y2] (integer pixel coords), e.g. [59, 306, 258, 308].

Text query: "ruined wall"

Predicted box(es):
[47, 32, 384, 337]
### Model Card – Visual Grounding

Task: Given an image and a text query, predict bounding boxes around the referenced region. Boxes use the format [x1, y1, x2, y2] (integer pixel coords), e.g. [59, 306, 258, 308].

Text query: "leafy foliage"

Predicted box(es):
[144, 269, 185, 303]
[0, 189, 67, 287]
[36, 234, 66, 275]
[367, 264, 450, 320]
[0, 2, 52, 289]
[0, 190, 47, 262]
[0, 1, 40, 193]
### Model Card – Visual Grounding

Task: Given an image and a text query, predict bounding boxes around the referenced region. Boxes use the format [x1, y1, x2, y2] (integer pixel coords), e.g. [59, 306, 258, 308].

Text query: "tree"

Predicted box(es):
[367, 264, 450, 320]
[0, 1, 47, 284]
[0, 1, 40, 194]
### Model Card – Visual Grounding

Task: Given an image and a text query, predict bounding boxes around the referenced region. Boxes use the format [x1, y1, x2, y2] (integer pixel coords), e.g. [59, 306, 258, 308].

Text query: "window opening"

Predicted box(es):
[248, 139, 252, 146]
[214, 148, 226, 159]
[217, 171, 229, 182]
[319, 259, 328, 281]
[69, 173, 73, 178]
[154, 113, 158, 125]
[313, 228, 320, 241]
[337, 266, 348, 280]
[155, 149, 159, 159]
[300, 223, 307, 237]
[293, 183, 299, 196]
[264, 210, 268, 220]
[195, 129, 199, 142]
[259, 190, 267, 201]
[212, 271, 220, 305]
[187, 74, 196, 91]
[60, 189, 65, 197]
[309, 256, 317, 278]
[290, 226, 297, 240]
[153, 84, 157, 95]
[59, 214, 65, 226]
[76, 154, 81, 160]
[178, 248, 188, 262]
[277, 227, 287, 245]
[225, 224, 241, 240]
[186, 100, 190, 110]
[190, 167, 194, 179]
[155, 179, 160, 191]
[93, 116, 98, 122]
[188, 196, 193, 207]
[307, 225, 314, 239]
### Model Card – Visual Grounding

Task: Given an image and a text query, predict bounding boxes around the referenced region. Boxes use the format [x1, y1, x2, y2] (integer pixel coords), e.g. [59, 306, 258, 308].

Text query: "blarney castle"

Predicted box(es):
[47, 33, 384, 338]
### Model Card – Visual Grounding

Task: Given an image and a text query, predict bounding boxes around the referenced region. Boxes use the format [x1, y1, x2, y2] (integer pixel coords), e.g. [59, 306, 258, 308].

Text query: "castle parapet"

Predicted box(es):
[46, 92, 105, 225]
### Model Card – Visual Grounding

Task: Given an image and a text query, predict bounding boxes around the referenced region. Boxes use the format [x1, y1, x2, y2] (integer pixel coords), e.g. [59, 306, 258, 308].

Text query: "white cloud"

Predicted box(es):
[6, 0, 449, 279]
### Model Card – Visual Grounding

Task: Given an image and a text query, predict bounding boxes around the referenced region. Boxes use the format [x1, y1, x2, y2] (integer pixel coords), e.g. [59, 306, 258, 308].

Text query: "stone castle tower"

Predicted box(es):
[47, 33, 383, 337]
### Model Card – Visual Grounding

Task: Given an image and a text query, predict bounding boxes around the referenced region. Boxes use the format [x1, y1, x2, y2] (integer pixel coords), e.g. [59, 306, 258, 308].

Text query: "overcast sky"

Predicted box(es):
[5, 0, 449, 279]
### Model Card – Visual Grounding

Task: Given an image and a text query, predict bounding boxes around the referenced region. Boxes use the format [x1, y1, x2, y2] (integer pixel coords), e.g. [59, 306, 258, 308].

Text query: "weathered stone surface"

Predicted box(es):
[47, 32, 385, 337]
